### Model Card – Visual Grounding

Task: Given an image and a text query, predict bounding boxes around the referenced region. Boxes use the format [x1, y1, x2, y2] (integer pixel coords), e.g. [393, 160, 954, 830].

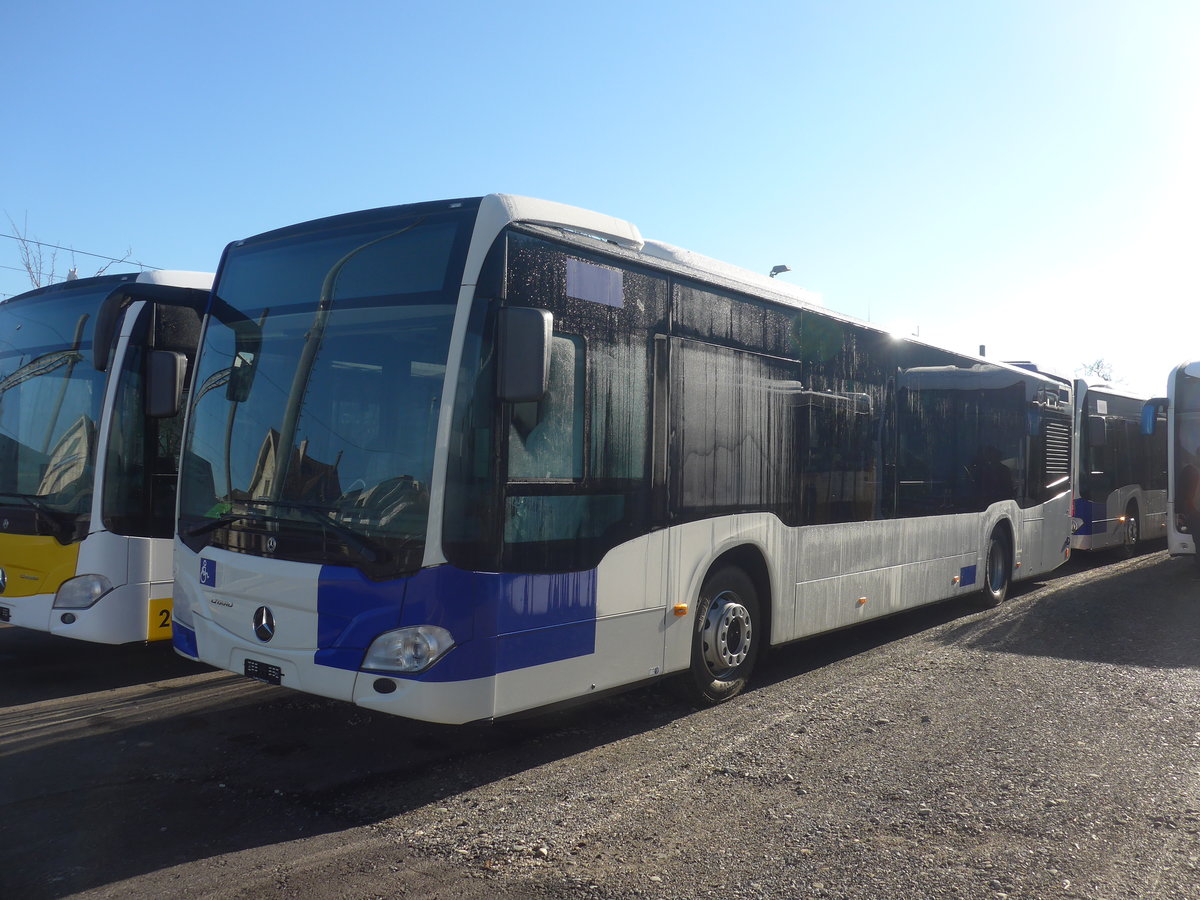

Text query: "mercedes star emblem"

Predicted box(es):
[253, 606, 276, 642]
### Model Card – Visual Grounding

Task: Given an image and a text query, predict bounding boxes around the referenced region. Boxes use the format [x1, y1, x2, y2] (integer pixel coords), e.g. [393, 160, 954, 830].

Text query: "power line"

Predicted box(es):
[0, 232, 161, 270]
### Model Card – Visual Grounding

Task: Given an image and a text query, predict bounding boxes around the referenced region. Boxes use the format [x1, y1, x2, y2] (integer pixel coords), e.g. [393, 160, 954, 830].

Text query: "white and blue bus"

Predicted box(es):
[1145, 362, 1200, 567]
[0, 270, 212, 643]
[1070, 381, 1167, 554]
[168, 195, 1073, 723]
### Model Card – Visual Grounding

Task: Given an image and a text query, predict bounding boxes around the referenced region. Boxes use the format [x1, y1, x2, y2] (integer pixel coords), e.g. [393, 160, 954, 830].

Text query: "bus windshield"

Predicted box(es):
[179, 208, 473, 577]
[0, 284, 108, 529]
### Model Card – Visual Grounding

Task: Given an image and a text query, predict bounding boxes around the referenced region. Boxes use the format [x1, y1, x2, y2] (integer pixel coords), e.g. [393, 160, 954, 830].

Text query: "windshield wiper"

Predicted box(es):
[183, 502, 384, 563]
[0, 490, 73, 541]
[246, 499, 385, 563]
[181, 511, 258, 538]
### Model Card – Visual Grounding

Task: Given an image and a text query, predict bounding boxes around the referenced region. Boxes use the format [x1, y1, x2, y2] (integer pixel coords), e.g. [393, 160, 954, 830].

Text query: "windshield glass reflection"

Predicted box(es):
[0, 284, 108, 524]
[180, 213, 468, 575]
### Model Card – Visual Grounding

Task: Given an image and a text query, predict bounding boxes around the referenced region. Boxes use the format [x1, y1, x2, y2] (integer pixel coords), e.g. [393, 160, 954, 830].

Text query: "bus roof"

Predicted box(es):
[0, 270, 212, 307]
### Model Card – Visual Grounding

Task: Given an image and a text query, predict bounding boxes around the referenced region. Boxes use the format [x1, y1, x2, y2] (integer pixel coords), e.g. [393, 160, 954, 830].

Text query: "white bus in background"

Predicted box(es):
[1144, 362, 1200, 568]
[0, 270, 212, 643]
[163, 194, 1073, 724]
[1070, 381, 1167, 555]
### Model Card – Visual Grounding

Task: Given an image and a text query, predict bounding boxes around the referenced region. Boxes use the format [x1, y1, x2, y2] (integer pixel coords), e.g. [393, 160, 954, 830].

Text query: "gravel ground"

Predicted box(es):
[3, 547, 1198, 899]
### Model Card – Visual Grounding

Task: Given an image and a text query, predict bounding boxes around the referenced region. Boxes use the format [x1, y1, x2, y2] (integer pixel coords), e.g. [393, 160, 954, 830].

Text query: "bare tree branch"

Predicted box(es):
[1077, 358, 1115, 383]
[5, 216, 141, 289]
[92, 246, 133, 277]
[6, 212, 56, 288]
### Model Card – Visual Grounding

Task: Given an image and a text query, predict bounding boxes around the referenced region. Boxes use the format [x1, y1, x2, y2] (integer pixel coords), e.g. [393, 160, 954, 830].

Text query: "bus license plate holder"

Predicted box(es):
[0, 606, 9, 622]
[244, 658, 282, 685]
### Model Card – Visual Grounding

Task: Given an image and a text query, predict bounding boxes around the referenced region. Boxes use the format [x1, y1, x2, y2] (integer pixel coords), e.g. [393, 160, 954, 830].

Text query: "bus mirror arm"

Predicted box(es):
[1141, 398, 1167, 436]
[497, 307, 553, 403]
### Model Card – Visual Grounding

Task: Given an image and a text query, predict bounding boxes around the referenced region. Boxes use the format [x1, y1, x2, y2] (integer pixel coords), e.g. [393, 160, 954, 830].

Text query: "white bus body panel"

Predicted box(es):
[174, 547, 360, 701]
[54, 531, 172, 643]
[175, 490, 1068, 724]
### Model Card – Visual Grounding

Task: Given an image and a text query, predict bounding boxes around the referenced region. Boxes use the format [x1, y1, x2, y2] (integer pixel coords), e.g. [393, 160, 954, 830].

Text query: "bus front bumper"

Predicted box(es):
[187, 612, 496, 724]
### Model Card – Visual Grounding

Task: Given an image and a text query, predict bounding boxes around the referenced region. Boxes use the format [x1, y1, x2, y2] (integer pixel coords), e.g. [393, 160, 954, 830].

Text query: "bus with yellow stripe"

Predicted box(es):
[0, 270, 211, 643]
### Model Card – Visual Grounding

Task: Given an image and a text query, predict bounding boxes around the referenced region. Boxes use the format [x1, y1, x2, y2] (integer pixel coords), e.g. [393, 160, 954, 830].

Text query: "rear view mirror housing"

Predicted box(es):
[497, 307, 552, 403]
[146, 350, 186, 418]
[1141, 398, 1167, 436]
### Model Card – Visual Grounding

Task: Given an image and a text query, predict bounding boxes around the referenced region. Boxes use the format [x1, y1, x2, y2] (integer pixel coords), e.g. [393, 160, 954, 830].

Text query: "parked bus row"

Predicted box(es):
[0, 195, 1179, 722]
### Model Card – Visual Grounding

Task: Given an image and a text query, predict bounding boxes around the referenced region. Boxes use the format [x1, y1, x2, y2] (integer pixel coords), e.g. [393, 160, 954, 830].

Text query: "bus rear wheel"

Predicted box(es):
[980, 529, 1011, 608]
[683, 565, 761, 705]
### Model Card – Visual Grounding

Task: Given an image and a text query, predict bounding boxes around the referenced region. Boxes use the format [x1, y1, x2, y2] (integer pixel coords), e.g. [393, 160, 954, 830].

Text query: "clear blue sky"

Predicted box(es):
[3, 0, 1196, 396]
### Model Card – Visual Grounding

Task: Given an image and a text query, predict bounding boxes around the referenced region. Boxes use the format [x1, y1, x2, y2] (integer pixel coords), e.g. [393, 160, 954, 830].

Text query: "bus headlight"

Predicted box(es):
[53, 574, 114, 609]
[362, 626, 454, 674]
[1177, 514, 1191, 534]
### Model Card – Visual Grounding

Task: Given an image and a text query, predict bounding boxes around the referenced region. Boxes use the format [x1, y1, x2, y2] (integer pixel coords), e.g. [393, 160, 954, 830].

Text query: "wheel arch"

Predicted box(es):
[706, 543, 774, 649]
[990, 516, 1015, 554]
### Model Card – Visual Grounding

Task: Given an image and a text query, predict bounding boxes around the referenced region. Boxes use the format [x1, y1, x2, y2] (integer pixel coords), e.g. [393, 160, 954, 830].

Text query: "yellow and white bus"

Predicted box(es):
[0, 270, 211, 643]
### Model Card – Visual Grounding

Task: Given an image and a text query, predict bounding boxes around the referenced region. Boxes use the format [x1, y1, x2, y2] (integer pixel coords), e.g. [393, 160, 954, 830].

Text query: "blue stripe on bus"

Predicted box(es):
[314, 564, 598, 682]
[959, 565, 977, 587]
[173, 621, 199, 658]
[1074, 498, 1101, 535]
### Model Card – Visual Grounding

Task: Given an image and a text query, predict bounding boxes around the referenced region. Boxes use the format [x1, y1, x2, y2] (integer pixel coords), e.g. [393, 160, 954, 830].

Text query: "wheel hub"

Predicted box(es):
[703, 592, 752, 673]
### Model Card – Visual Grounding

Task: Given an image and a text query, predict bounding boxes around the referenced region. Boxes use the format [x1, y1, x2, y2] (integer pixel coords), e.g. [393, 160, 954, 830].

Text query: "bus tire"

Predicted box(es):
[683, 565, 761, 706]
[980, 529, 1011, 608]
[1119, 502, 1139, 558]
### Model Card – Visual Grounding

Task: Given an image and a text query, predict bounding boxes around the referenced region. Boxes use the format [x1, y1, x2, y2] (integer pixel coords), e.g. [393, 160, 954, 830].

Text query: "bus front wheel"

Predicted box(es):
[980, 530, 1011, 608]
[1119, 503, 1139, 558]
[683, 566, 761, 705]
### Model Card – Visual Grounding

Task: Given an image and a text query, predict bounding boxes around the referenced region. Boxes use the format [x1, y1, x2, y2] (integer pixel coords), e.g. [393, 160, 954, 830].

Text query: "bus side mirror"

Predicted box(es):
[497, 307, 552, 403]
[1141, 398, 1167, 435]
[1087, 415, 1107, 448]
[146, 350, 186, 418]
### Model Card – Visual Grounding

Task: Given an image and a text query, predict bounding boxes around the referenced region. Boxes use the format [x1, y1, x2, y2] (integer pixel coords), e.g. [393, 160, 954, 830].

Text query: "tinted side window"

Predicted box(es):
[499, 232, 666, 572]
[670, 338, 800, 520]
[103, 305, 199, 538]
[674, 282, 801, 356]
[895, 372, 1027, 515]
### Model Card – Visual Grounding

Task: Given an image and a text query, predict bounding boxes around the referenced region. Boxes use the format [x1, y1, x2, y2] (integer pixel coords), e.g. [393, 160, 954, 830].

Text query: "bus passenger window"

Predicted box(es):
[507, 334, 585, 480]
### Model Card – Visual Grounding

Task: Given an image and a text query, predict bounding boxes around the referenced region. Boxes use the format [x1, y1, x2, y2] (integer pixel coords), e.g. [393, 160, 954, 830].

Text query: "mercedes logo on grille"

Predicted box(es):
[0, 567, 7, 594]
[253, 606, 276, 642]
[266, 536, 277, 554]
